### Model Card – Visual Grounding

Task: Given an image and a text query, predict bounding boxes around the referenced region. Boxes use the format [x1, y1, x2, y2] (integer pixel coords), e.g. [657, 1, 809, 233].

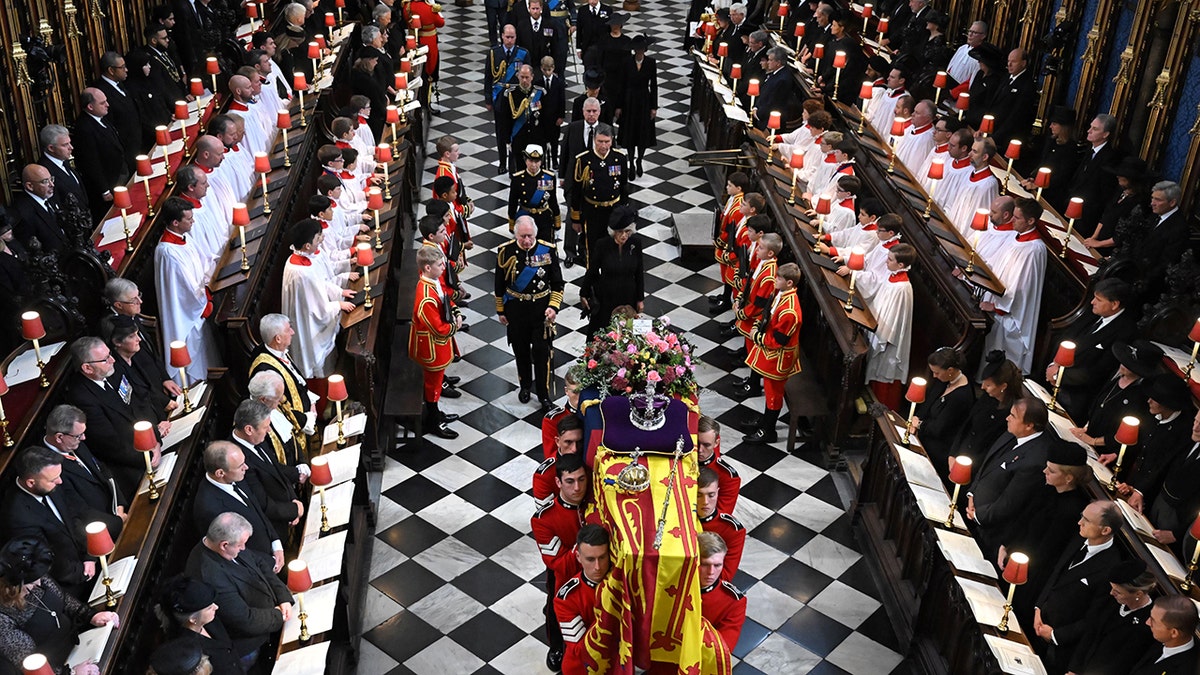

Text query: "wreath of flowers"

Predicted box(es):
[575, 315, 699, 398]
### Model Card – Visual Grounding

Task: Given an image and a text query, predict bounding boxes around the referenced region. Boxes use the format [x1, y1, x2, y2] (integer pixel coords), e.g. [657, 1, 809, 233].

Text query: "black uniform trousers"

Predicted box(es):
[580, 201, 617, 269]
[505, 297, 553, 398]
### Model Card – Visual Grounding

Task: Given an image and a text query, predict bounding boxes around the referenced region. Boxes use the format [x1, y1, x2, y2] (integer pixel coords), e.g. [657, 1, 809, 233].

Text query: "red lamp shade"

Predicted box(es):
[205, 57, 219, 75]
[878, 17, 889, 33]
[246, 2, 258, 17]
[1115, 416, 1140, 446]
[833, 51, 847, 69]
[174, 101, 189, 121]
[704, 22, 717, 38]
[979, 115, 995, 134]
[169, 340, 191, 368]
[287, 559, 313, 593]
[813, 43, 825, 59]
[356, 242, 375, 267]
[1189, 513, 1200, 541]
[22, 654, 54, 675]
[189, 78, 204, 97]
[889, 117, 906, 137]
[315, 35, 328, 50]
[395, 72, 409, 90]
[815, 195, 832, 215]
[949, 456, 973, 485]
[859, 81, 874, 100]
[862, 3, 873, 18]
[927, 158, 945, 181]
[293, 72, 308, 91]
[717, 42, 729, 57]
[132, 420, 157, 452]
[794, 23, 805, 37]
[367, 188, 384, 211]
[767, 111, 782, 130]
[327, 374, 348, 402]
[400, 58, 412, 73]
[730, 64, 742, 79]
[324, 11, 335, 26]
[933, 71, 947, 89]
[335, 0, 345, 7]
[955, 92, 970, 111]
[112, 186, 133, 211]
[789, 151, 805, 170]
[406, 36, 417, 51]
[155, 126, 172, 146]
[386, 105, 400, 124]
[20, 312, 46, 340]
[1189, 317, 1200, 343]
[1005, 140, 1022, 160]
[231, 203, 250, 227]
[0, 374, 9, 397]
[747, 79, 760, 96]
[905, 376, 927, 404]
[375, 144, 393, 163]
[777, 2, 789, 16]
[310, 455, 333, 487]
[254, 152, 271, 174]
[1053, 340, 1076, 368]
[85, 522, 115, 557]
[971, 209, 990, 231]
[1065, 197, 1084, 220]
[410, 16, 421, 29]
[1002, 552, 1029, 585]
[847, 249, 865, 271]
[136, 155, 153, 177]
[277, 110, 293, 129]
[307, 42, 321, 59]
[1034, 167, 1052, 188]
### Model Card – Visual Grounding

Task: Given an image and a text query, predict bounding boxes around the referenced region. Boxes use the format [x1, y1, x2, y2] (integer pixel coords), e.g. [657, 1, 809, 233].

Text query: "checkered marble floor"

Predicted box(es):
[358, 4, 908, 674]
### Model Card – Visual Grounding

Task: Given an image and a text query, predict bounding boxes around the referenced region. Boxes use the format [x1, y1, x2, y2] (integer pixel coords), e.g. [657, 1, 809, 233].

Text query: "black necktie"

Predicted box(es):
[533, 20, 539, 32]
[586, 125, 594, 148]
[41, 496, 64, 523]
[505, 49, 512, 62]
[1068, 545, 1087, 567]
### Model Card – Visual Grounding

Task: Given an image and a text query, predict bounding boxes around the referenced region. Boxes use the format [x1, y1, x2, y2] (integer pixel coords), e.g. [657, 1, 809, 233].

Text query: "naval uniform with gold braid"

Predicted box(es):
[509, 167, 562, 240]
[569, 147, 628, 268]
[500, 84, 547, 173]
[495, 238, 564, 403]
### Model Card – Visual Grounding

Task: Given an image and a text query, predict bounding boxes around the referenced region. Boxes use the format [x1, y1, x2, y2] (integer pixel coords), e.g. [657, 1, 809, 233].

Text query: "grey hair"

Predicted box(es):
[362, 25, 381, 44]
[259, 313, 292, 344]
[372, 4, 391, 20]
[1094, 113, 1117, 135]
[233, 399, 272, 430]
[767, 46, 789, 63]
[1152, 180, 1181, 203]
[71, 336, 106, 368]
[104, 277, 139, 305]
[207, 511, 253, 544]
[39, 124, 70, 150]
[45, 404, 86, 436]
[285, 2, 307, 22]
[248, 370, 285, 399]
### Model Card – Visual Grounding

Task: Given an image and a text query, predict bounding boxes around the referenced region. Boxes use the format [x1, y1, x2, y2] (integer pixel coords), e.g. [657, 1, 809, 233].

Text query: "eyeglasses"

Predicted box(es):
[84, 354, 115, 364]
[34, 178, 55, 185]
[119, 294, 144, 305]
[967, 30, 986, 35]
[61, 431, 86, 441]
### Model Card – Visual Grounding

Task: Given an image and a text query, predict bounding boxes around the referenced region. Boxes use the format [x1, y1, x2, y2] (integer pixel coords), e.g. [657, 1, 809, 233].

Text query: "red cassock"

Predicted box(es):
[701, 581, 747, 654]
[530, 495, 583, 591]
[700, 451, 741, 516]
[715, 194, 744, 287]
[541, 404, 577, 459]
[735, 258, 777, 338]
[408, 276, 456, 371]
[408, 0, 445, 76]
[555, 573, 600, 675]
[746, 287, 802, 380]
[700, 511, 746, 582]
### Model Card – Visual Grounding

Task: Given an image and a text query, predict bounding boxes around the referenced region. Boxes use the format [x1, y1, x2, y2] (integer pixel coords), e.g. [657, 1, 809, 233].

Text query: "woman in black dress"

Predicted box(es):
[1082, 157, 1153, 258]
[949, 351, 1023, 470]
[579, 205, 644, 337]
[911, 347, 976, 477]
[102, 314, 177, 424]
[913, 11, 952, 100]
[0, 212, 30, 356]
[1070, 340, 1160, 462]
[595, 14, 633, 119]
[1021, 105, 1081, 213]
[349, 54, 388, 140]
[1065, 560, 1157, 675]
[620, 35, 658, 177]
[155, 575, 244, 674]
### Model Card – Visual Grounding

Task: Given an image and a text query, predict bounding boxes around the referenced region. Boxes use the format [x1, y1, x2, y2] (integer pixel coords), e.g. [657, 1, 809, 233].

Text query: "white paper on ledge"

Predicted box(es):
[5, 341, 66, 386]
[98, 212, 145, 247]
[910, 482, 966, 530]
[323, 444, 362, 487]
[984, 634, 1047, 675]
[171, 381, 208, 417]
[281, 580, 339, 644]
[896, 446, 942, 490]
[935, 529, 997, 579]
[163, 407, 207, 450]
[956, 576, 1021, 633]
[303, 481, 355, 543]
[67, 622, 115, 668]
[299, 530, 348, 583]
[139, 452, 179, 494]
[322, 413, 367, 445]
[272, 640, 331, 675]
[88, 556, 137, 605]
[1147, 543, 1188, 580]
[1116, 498, 1155, 537]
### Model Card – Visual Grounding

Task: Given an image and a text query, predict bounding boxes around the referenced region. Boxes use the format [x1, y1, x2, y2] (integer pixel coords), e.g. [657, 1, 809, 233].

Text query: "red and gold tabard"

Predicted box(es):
[408, 276, 457, 371]
[746, 287, 802, 380]
[714, 194, 744, 284]
[734, 258, 776, 338]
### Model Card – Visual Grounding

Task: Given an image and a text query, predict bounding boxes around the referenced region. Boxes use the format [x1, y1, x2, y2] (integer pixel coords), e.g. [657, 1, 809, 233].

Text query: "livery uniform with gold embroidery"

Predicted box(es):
[409, 275, 459, 406]
[714, 193, 744, 288]
[734, 256, 777, 340]
[569, 147, 628, 268]
[747, 285, 802, 417]
[700, 511, 746, 582]
[554, 572, 600, 675]
[701, 580, 747, 653]
[495, 237, 564, 404]
[500, 84, 546, 172]
[435, 159, 474, 244]
[509, 163, 562, 240]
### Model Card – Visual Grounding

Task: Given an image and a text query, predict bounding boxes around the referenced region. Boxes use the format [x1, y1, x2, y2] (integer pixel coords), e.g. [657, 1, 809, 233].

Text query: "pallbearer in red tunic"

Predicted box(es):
[733, 233, 781, 397]
[532, 453, 589, 672]
[542, 368, 582, 458]
[709, 172, 751, 313]
[698, 415, 741, 515]
[409, 246, 463, 439]
[555, 524, 611, 675]
[864, 243, 916, 410]
[697, 468, 745, 582]
[744, 262, 803, 443]
[533, 415, 584, 503]
[698, 532, 747, 654]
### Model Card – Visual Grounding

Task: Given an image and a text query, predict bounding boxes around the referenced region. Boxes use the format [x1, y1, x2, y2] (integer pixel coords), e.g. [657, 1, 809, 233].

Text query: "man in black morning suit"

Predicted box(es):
[1067, 114, 1120, 237]
[193, 441, 286, 574]
[229, 400, 309, 546]
[1123, 180, 1192, 291]
[989, 49, 1038, 157]
[0, 447, 97, 599]
[37, 124, 90, 213]
[1065, 559, 1157, 675]
[754, 47, 802, 130]
[65, 337, 165, 498]
[1027, 499, 1124, 670]
[104, 278, 183, 402]
[11, 164, 68, 253]
[1130, 596, 1199, 675]
[965, 396, 1054, 557]
[1044, 278, 1138, 421]
[94, 52, 147, 169]
[515, 0, 568, 75]
[42, 404, 128, 539]
[185, 512, 293, 668]
[74, 87, 131, 222]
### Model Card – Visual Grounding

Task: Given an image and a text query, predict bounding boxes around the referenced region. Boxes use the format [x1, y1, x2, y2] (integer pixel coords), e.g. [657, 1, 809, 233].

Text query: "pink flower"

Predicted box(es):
[617, 367, 627, 378]
[661, 317, 671, 326]
[647, 370, 662, 383]
[647, 331, 658, 341]
[627, 344, 637, 354]
[608, 331, 618, 339]
[587, 359, 598, 368]
[676, 365, 686, 376]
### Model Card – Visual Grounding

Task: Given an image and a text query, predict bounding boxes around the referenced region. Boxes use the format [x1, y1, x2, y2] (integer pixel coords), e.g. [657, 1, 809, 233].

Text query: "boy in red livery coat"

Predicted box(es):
[554, 523, 611, 675]
[744, 262, 803, 443]
[732, 231, 781, 396]
[697, 467, 745, 582]
[699, 531, 747, 654]
[709, 172, 752, 314]
[533, 415, 584, 502]
[532, 453, 589, 672]
[698, 415, 741, 517]
[434, 135, 475, 228]
[409, 246, 462, 440]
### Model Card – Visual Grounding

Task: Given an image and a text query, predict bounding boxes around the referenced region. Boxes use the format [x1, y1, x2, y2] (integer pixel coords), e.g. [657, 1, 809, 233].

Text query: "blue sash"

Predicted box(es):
[505, 242, 550, 303]
[510, 87, 543, 139]
[491, 48, 530, 101]
[546, 0, 563, 10]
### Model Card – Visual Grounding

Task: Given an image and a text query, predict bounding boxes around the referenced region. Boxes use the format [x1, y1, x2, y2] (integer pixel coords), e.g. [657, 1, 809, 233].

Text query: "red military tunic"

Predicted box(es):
[408, 276, 456, 372]
[555, 572, 600, 675]
[735, 257, 777, 339]
[435, 160, 473, 243]
[746, 287, 801, 381]
[531, 494, 583, 592]
[700, 451, 741, 516]
[532, 455, 558, 502]
[715, 194, 744, 286]
[408, 0, 445, 77]
[541, 403, 578, 459]
[701, 580, 747, 653]
[700, 511, 746, 582]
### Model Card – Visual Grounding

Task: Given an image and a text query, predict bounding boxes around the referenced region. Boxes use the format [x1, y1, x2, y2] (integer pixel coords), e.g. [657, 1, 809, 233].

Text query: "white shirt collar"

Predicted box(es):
[25, 191, 50, 208]
[45, 155, 68, 172]
[1095, 308, 1125, 330]
[102, 76, 125, 93]
[88, 113, 106, 127]
[1156, 410, 1182, 425]
[1158, 206, 1179, 224]
[1079, 536, 1114, 565]
[1013, 430, 1043, 448]
[205, 473, 244, 503]
[1159, 638, 1195, 662]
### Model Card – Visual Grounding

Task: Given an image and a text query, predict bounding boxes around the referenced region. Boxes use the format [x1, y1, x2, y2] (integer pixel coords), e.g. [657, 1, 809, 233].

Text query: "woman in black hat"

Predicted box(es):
[913, 11, 952, 100]
[0, 537, 119, 675]
[579, 204, 645, 337]
[154, 575, 243, 674]
[1081, 156, 1153, 257]
[815, 12, 865, 106]
[101, 314, 177, 425]
[911, 346, 976, 478]
[593, 13, 633, 111]
[0, 209, 30, 356]
[1020, 105, 1081, 213]
[1069, 339, 1159, 458]
[620, 35, 658, 176]
[1064, 559, 1157, 675]
[947, 350, 1023, 470]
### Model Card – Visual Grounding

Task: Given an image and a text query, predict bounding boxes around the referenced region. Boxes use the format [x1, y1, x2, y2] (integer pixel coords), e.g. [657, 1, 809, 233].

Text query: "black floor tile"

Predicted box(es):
[382, 474, 453, 513]
[739, 475, 803, 512]
[761, 557, 835, 603]
[855, 606, 901, 651]
[457, 437, 521, 471]
[459, 372, 517, 401]
[777, 606, 854, 657]
[449, 610, 527, 662]
[370, 561, 446, 611]
[731, 618, 771, 660]
[460, 344, 517, 371]
[450, 559, 525, 605]
[751, 513, 819, 557]
[376, 515, 450, 557]
[386, 438, 454, 472]
[806, 661, 854, 675]
[458, 405, 521, 435]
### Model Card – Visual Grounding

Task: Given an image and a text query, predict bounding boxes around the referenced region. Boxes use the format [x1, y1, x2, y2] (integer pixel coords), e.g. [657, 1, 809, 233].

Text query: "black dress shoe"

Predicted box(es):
[734, 375, 753, 387]
[429, 421, 459, 439]
[733, 346, 748, 358]
[564, 254, 576, 269]
[440, 383, 462, 399]
[538, 396, 552, 410]
[518, 386, 532, 403]
[742, 428, 778, 443]
[459, 323, 471, 333]
[440, 411, 460, 423]
[708, 300, 731, 315]
[737, 382, 763, 397]
[741, 415, 762, 429]
[444, 375, 461, 385]
[708, 294, 725, 305]
[546, 648, 564, 672]
[719, 323, 739, 338]
[452, 354, 462, 362]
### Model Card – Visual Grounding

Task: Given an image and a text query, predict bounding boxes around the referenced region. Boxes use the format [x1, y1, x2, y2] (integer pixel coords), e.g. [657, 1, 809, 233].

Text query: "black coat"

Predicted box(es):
[0, 487, 92, 597]
[619, 57, 658, 150]
[233, 436, 302, 539]
[184, 544, 292, 658]
[1003, 484, 1090, 595]
[64, 373, 151, 498]
[968, 431, 1052, 552]
[93, 79, 144, 170]
[1126, 408, 1195, 504]
[1067, 143, 1121, 235]
[575, 2, 612, 56]
[349, 67, 388, 141]
[515, 15, 568, 72]
[192, 478, 281, 558]
[1067, 597, 1154, 675]
[755, 66, 802, 130]
[38, 154, 89, 213]
[949, 393, 1010, 467]
[1054, 310, 1138, 420]
[571, 93, 614, 125]
[52, 441, 127, 539]
[72, 114, 130, 221]
[1030, 538, 1123, 665]
[963, 70, 1004, 129]
[1032, 137, 1082, 214]
[1129, 646, 1199, 675]
[10, 192, 67, 253]
[113, 352, 172, 424]
[168, 617, 246, 673]
[1084, 375, 1150, 451]
[989, 70, 1037, 150]
[914, 379, 976, 476]
[579, 234, 645, 336]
